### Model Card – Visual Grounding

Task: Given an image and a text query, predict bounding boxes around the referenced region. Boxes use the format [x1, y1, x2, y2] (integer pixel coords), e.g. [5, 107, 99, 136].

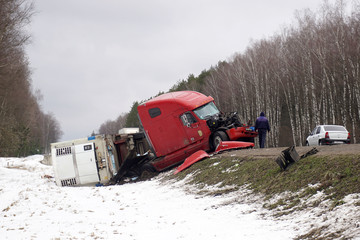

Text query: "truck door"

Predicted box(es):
[146, 110, 189, 157]
[74, 143, 99, 184]
[180, 112, 205, 148]
[52, 146, 77, 186]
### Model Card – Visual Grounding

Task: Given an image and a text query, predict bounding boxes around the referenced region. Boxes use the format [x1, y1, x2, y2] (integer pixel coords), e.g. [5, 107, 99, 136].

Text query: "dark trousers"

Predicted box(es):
[258, 129, 267, 148]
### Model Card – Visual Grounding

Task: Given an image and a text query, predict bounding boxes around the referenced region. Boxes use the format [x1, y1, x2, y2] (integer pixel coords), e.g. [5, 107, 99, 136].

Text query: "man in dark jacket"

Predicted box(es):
[255, 112, 270, 148]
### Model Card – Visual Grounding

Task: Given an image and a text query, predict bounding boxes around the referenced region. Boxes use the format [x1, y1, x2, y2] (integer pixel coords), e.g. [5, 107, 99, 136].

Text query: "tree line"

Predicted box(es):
[0, 0, 62, 157]
[99, 0, 360, 147]
[198, 0, 360, 147]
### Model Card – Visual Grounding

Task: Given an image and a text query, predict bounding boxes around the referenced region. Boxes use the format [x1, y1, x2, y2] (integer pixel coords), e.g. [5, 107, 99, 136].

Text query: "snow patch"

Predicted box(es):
[1, 156, 360, 239]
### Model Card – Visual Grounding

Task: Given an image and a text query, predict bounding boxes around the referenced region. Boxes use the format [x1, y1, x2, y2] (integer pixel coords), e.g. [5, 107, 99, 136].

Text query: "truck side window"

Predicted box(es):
[149, 108, 161, 118]
[181, 112, 197, 126]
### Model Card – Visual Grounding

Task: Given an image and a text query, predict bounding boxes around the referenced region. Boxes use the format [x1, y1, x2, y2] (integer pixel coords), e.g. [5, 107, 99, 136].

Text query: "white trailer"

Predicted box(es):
[51, 135, 119, 187]
[51, 128, 152, 187]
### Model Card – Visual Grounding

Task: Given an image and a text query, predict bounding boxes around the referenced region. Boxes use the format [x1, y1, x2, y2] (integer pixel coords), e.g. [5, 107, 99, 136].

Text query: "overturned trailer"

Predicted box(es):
[51, 129, 150, 187]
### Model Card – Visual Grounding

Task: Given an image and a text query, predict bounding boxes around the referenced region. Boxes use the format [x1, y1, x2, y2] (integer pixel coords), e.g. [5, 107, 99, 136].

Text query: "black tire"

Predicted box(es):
[141, 163, 156, 173]
[212, 131, 229, 150]
[306, 141, 309, 146]
[140, 163, 157, 180]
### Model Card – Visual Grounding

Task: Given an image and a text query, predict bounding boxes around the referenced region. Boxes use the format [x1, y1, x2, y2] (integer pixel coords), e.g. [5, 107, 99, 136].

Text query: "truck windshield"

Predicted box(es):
[193, 102, 220, 120]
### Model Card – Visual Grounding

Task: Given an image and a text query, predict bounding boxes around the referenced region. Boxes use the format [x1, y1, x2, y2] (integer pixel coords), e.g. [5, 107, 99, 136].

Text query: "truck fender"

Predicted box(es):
[174, 150, 210, 174]
[215, 141, 254, 153]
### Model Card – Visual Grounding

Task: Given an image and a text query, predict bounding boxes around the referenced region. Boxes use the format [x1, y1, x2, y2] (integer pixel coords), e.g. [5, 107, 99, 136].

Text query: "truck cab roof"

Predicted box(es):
[139, 91, 214, 111]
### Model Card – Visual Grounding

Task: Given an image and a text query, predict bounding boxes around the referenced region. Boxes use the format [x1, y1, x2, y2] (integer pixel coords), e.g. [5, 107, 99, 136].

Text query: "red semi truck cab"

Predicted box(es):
[138, 91, 257, 171]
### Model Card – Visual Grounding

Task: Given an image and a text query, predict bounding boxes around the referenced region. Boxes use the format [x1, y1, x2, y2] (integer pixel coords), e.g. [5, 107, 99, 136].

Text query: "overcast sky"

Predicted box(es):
[27, 0, 327, 142]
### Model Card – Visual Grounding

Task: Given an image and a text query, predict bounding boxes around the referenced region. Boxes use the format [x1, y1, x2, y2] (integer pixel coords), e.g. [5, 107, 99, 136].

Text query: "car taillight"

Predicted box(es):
[348, 132, 350, 140]
[325, 132, 329, 139]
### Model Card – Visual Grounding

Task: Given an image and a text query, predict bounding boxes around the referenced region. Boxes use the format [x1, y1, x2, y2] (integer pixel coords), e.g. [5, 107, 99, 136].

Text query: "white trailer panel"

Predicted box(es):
[51, 135, 118, 187]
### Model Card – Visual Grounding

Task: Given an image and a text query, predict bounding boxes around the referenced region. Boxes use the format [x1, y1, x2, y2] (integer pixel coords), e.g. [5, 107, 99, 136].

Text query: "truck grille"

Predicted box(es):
[56, 147, 72, 156]
[61, 178, 77, 186]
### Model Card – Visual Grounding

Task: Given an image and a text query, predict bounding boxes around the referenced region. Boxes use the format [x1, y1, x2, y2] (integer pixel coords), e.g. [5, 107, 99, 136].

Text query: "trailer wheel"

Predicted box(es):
[212, 131, 229, 151]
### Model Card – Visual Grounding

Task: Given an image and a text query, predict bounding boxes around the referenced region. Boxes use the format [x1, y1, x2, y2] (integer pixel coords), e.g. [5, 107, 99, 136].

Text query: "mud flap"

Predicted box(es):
[174, 150, 210, 175]
[215, 141, 254, 153]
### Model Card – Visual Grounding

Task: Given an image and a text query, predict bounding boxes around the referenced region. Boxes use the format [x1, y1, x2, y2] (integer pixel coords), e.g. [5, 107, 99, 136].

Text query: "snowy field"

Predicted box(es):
[1, 156, 360, 239]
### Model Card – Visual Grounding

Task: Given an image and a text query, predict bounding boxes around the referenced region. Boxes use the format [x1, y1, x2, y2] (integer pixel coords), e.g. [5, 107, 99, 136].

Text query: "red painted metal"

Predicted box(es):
[215, 141, 254, 153]
[174, 150, 210, 174]
[138, 91, 212, 159]
[226, 127, 258, 141]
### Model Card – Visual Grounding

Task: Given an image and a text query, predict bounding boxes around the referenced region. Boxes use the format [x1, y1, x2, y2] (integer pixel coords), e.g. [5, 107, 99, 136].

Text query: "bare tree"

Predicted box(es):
[99, 113, 129, 135]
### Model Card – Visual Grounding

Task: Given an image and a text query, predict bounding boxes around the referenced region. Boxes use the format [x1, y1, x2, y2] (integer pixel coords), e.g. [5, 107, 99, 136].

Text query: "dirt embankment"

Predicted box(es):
[219, 143, 360, 159]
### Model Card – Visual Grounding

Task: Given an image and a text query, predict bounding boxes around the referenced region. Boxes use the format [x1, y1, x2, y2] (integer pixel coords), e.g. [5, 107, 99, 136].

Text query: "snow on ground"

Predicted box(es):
[0, 156, 359, 240]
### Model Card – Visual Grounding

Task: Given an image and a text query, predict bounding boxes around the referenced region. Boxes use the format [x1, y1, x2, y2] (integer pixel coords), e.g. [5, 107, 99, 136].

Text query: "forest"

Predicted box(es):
[0, 0, 62, 157]
[101, 0, 360, 147]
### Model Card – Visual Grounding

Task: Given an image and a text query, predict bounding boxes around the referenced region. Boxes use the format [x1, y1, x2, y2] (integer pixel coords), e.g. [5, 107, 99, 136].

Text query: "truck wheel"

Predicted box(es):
[141, 163, 156, 173]
[140, 164, 157, 180]
[212, 131, 229, 150]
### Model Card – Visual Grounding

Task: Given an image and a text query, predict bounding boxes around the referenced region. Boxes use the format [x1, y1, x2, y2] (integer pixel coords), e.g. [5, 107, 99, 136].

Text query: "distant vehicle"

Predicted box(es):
[305, 125, 350, 146]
